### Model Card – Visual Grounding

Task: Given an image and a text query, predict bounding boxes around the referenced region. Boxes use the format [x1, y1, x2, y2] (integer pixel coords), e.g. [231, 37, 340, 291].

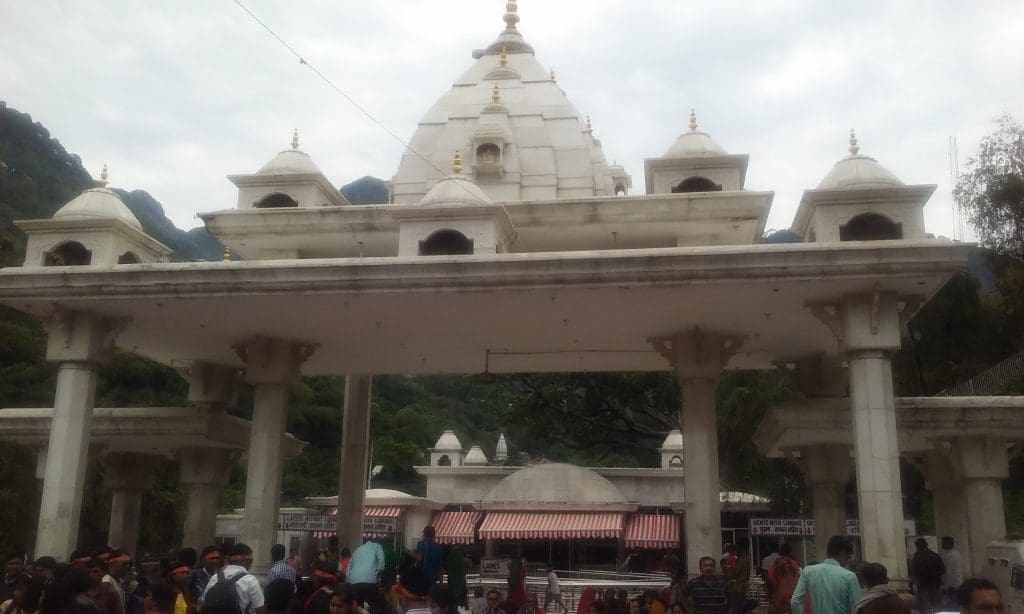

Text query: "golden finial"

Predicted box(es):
[550, 68, 556, 83]
[503, 0, 519, 30]
[491, 83, 501, 104]
[97, 164, 109, 187]
[688, 109, 698, 132]
[291, 129, 299, 149]
[452, 151, 463, 175]
[499, 47, 508, 67]
[848, 129, 860, 155]
[222, 246, 231, 262]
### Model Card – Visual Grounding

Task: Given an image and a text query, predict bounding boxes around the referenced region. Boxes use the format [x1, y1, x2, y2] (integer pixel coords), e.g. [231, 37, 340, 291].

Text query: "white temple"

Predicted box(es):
[1, 0, 1021, 583]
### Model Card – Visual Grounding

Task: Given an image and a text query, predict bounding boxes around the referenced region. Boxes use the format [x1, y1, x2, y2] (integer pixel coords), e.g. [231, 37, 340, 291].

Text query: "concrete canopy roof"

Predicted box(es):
[0, 241, 969, 375]
[0, 407, 306, 457]
[754, 396, 1024, 457]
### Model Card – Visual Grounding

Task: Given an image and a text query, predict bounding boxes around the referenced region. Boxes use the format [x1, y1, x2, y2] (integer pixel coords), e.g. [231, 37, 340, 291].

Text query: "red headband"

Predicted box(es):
[170, 565, 190, 576]
[110, 555, 132, 564]
[314, 569, 337, 580]
[203, 553, 222, 562]
[71, 556, 92, 565]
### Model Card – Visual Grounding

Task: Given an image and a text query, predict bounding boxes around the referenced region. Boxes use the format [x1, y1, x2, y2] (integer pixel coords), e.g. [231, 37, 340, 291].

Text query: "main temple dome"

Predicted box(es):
[391, 2, 629, 204]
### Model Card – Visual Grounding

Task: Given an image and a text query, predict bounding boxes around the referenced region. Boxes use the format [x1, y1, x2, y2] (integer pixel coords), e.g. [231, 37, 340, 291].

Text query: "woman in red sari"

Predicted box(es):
[767, 544, 802, 614]
[507, 559, 527, 610]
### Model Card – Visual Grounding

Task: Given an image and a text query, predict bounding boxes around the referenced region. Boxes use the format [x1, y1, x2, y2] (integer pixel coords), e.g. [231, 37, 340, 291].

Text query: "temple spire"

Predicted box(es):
[848, 129, 860, 155]
[503, 0, 520, 30]
[97, 164, 109, 187]
[452, 151, 463, 175]
[688, 109, 698, 133]
[291, 129, 300, 150]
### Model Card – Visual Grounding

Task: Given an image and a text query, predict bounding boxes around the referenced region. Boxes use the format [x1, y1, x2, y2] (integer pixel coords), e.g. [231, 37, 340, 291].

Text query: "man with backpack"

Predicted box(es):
[201, 543, 265, 614]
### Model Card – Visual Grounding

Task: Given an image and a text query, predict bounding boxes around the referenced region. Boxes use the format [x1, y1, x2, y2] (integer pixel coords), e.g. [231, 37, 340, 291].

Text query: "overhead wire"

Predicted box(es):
[230, 0, 484, 200]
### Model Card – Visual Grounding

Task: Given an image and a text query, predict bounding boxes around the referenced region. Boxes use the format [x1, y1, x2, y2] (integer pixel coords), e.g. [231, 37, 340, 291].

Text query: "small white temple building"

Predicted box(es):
[1, 0, 1020, 583]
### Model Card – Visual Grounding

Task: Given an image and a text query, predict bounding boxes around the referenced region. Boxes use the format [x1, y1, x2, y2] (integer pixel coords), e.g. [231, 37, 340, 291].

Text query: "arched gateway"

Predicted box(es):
[0, 3, 1015, 585]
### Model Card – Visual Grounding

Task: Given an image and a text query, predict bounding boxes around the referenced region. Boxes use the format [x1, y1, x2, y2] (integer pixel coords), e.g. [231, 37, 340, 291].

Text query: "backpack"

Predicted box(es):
[203, 570, 248, 614]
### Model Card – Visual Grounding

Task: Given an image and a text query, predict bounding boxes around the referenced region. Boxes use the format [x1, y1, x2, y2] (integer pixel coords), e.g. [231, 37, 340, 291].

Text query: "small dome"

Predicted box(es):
[661, 429, 684, 450]
[421, 175, 493, 207]
[257, 148, 323, 175]
[433, 429, 463, 451]
[53, 187, 143, 232]
[464, 445, 489, 466]
[817, 130, 904, 190]
[482, 463, 629, 506]
[664, 132, 728, 158]
[365, 488, 415, 499]
[257, 130, 323, 175]
[663, 111, 726, 158]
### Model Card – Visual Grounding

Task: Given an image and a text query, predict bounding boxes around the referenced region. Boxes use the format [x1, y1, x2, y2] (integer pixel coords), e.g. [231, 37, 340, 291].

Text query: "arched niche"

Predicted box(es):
[437, 454, 452, 467]
[615, 183, 627, 196]
[255, 192, 299, 208]
[671, 176, 722, 193]
[117, 251, 141, 264]
[839, 213, 903, 241]
[475, 143, 502, 165]
[44, 241, 92, 266]
[669, 455, 683, 468]
[419, 229, 474, 256]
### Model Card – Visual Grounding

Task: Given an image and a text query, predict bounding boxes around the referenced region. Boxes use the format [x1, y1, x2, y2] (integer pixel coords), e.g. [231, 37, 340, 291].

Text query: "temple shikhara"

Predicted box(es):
[2, 1, 1022, 584]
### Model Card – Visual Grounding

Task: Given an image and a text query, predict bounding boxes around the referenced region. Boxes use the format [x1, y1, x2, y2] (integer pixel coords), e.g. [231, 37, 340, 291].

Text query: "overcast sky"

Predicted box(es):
[3, 1, 1023, 238]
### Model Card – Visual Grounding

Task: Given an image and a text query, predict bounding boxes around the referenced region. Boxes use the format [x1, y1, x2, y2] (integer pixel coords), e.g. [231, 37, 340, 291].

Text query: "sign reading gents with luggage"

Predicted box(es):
[279, 513, 399, 535]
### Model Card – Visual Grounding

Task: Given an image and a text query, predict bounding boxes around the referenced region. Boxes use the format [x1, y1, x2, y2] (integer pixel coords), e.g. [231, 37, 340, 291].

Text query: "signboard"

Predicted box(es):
[480, 559, 512, 577]
[277, 514, 399, 534]
[364, 516, 399, 535]
[750, 518, 862, 537]
[750, 518, 809, 536]
[279, 514, 335, 531]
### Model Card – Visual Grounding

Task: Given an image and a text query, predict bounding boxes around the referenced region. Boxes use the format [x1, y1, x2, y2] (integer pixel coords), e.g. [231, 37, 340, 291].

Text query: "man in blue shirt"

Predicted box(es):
[791, 536, 861, 614]
[414, 526, 445, 587]
[348, 538, 386, 612]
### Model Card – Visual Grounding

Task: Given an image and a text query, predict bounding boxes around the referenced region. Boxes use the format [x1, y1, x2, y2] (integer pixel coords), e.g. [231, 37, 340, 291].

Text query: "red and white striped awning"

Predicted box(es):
[624, 514, 679, 550]
[431, 511, 482, 545]
[478, 512, 625, 540]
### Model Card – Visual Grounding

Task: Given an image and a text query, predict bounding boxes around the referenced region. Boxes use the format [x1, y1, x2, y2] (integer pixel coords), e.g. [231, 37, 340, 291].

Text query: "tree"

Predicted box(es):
[955, 114, 1024, 260]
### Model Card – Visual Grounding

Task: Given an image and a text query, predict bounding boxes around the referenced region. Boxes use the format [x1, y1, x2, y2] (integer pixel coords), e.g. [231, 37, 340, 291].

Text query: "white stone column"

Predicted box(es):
[837, 292, 908, 583]
[802, 445, 850, 557]
[653, 328, 742, 576]
[179, 447, 235, 550]
[921, 449, 971, 576]
[955, 436, 1009, 573]
[36, 309, 123, 560]
[235, 337, 315, 573]
[337, 374, 372, 549]
[103, 452, 162, 557]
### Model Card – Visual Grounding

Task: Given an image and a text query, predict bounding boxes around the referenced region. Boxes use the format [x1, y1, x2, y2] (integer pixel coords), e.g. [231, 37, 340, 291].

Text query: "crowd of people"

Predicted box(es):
[663, 536, 1004, 614]
[0, 529, 1007, 614]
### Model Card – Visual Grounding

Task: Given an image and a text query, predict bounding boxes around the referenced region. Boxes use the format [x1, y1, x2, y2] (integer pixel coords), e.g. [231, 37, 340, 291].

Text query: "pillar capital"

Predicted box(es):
[808, 288, 922, 356]
[650, 327, 745, 379]
[102, 451, 163, 492]
[44, 307, 130, 364]
[182, 362, 241, 407]
[233, 336, 318, 385]
[800, 444, 852, 485]
[178, 447, 236, 487]
[954, 436, 1010, 480]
